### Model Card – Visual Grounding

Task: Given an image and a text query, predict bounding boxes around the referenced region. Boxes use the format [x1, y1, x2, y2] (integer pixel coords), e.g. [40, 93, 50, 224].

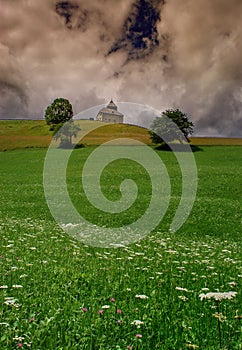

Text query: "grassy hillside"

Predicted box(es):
[0, 119, 241, 151]
[190, 136, 242, 145]
[0, 120, 52, 151]
[81, 122, 151, 145]
[0, 120, 152, 150]
[0, 120, 51, 136]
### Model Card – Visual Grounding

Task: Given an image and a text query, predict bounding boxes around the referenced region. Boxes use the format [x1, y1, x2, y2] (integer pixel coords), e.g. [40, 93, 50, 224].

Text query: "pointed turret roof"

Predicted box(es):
[98, 100, 123, 117]
[107, 100, 117, 110]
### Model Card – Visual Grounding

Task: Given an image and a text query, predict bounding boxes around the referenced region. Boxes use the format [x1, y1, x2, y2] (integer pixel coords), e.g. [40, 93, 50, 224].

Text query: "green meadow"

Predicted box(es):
[0, 121, 241, 349]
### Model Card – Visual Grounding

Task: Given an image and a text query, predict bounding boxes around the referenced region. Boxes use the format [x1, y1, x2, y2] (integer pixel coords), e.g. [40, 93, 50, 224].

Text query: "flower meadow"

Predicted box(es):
[0, 146, 241, 349]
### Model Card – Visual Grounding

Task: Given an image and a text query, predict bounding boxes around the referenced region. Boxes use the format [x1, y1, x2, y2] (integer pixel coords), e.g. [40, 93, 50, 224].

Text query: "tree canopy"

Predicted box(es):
[45, 98, 73, 127]
[44, 98, 80, 147]
[149, 109, 194, 145]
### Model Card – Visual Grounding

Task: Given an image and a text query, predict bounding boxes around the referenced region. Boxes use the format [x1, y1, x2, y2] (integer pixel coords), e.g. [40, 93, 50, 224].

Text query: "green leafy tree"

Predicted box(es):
[45, 98, 80, 147]
[45, 98, 73, 129]
[149, 109, 194, 145]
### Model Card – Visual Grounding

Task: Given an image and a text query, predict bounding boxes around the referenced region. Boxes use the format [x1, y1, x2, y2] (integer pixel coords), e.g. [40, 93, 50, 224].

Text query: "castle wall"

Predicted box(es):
[97, 112, 123, 123]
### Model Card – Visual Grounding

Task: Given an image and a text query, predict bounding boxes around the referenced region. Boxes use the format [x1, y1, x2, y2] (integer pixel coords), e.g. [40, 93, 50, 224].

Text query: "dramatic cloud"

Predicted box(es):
[108, 0, 166, 61]
[0, 0, 241, 136]
[0, 43, 28, 118]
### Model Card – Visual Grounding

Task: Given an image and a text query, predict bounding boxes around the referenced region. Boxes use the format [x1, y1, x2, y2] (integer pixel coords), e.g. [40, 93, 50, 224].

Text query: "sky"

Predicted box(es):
[0, 0, 242, 136]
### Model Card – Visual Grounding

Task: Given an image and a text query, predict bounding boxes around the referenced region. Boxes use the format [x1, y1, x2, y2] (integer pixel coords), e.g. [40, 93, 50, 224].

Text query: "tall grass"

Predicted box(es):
[0, 147, 241, 349]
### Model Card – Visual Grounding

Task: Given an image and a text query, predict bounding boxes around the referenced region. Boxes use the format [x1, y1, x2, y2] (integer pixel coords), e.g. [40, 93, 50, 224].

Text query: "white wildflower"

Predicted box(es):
[224, 258, 235, 263]
[131, 320, 144, 328]
[13, 336, 24, 341]
[101, 305, 110, 309]
[199, 291, 237, 301]
[4, 297, 17, 304]
[0, 285, 8, 289]
[176, 287, 189, 292]
[165, 249, 177, 254]
[186, 344, 199, 349]
[178, 295, 188, 301]
[177, 266, 186, 271]
[4, 297, 21, 308]
[12, 285, 23, 289]
[135, 294, 149, 299]
[62, 223, 79, 228]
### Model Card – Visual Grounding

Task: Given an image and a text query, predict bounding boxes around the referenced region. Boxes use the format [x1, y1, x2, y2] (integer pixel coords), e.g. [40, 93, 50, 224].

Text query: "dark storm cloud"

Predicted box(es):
[108, 0, 166, 61]
[55, 1, 88, 31]
[0, 0, 241, 136]
[196, 89, 242, 137]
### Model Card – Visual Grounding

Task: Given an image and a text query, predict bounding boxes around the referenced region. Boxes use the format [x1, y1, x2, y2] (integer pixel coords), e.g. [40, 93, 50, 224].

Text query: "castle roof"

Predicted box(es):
[106, 100, 117, 110]
[98, 100, 123, 117]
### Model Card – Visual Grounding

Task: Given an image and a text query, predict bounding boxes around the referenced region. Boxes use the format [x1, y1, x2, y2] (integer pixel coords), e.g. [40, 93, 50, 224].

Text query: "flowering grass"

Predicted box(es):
[0, 146, 241, 349]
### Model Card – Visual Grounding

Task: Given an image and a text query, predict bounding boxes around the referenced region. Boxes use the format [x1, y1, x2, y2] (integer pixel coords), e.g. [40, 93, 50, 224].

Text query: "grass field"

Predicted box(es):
[0, 144, 241, 349]
[0, 120, 242, 151]
[0, 120, 152, 150]
[0, 120, 52, 151]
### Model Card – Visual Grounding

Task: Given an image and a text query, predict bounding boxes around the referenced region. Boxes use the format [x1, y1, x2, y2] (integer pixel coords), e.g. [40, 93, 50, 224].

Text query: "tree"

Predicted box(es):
[149, 109, 194, 145]
[45, 98, 73, 129]
[44, 98, 80, 148]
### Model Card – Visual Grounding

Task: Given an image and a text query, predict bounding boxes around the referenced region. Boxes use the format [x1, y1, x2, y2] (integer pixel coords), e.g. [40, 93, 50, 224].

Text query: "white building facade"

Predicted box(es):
[96, 100, 124, 123]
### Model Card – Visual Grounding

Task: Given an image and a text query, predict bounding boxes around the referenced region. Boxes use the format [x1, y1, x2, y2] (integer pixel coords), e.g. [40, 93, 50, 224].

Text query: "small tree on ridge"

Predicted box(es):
[149, 108, 194, 145]
[45, 98, 73, 130]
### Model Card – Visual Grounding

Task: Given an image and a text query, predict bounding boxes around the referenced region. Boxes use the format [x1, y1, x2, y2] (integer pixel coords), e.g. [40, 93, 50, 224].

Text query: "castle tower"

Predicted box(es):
[96, 100, 124, 123]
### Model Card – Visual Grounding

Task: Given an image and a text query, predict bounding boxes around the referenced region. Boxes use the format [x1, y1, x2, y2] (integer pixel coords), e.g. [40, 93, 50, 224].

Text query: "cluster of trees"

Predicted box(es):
[45, 98, 194, 148]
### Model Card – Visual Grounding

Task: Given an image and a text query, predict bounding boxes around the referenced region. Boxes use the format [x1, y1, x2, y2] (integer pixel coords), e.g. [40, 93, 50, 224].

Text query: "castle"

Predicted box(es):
[96, 100, 124, 123]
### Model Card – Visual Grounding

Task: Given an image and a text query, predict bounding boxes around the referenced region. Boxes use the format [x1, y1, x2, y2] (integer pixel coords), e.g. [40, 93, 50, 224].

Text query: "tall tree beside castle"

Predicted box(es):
[44, 98, 80, 147]
[45, 98, 73, 130]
